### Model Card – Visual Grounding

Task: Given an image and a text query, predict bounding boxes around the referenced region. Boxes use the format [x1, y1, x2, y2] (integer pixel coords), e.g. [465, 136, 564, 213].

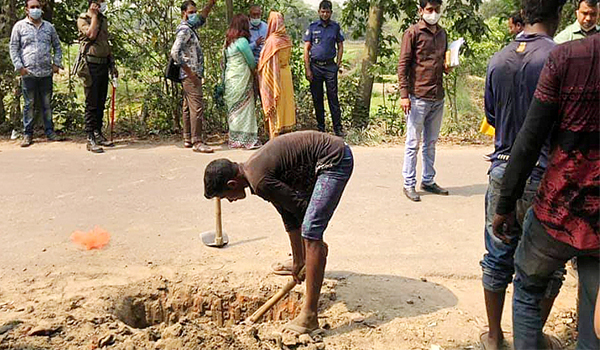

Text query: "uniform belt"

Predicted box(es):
[311, 59, 335, 66]
[86, 55, 109, 64]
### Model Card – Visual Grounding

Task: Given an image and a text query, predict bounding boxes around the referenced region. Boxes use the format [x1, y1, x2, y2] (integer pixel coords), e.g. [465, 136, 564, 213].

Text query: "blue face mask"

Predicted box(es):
[187, 13, 200, 27]
[250, 18, 261, 27]
[29, 8, 42, 20]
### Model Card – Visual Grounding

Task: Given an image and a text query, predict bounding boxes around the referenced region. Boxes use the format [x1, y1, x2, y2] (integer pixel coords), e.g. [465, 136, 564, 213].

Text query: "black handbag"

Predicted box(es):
[165, 57, 181, 83]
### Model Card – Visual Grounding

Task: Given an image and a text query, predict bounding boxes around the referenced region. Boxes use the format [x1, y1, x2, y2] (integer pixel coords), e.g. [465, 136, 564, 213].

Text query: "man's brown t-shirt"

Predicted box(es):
[244, 131, 345, 231]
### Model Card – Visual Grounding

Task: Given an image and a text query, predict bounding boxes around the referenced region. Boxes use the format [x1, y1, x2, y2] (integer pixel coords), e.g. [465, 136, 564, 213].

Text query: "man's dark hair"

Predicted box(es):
[24, 0, 39, 7]
[509, 11, 524, 25]
[180, 0, 196, 12]
[249, 4, 261, 10]
[204, 159, 238, 199]
[579, 0, 599, 8]
[420, 0, 443, 8]
[521, 0, 566, 24]
[319, 0, 333, 10]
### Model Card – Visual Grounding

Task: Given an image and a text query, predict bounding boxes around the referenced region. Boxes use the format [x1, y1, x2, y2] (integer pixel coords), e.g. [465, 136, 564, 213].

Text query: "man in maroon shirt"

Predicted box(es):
[494, 34, 599, 349]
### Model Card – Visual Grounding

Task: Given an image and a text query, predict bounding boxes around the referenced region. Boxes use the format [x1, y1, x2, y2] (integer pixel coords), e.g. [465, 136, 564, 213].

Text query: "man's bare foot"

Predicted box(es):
[282, 311, 320, 335]
[480, 331, 504, 350]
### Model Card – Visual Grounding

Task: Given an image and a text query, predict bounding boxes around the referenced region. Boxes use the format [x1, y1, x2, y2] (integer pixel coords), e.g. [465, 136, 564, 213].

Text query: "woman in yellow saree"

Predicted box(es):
[257, 12, 296, 140]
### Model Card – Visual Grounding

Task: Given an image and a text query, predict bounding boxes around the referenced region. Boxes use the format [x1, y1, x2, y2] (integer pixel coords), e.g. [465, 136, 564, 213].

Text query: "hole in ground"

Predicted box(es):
[110, 282, 304, 329]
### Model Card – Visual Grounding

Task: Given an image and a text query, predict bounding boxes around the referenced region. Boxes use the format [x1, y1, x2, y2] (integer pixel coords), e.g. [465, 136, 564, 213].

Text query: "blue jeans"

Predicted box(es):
[302, 144, 353, 241]
[480, 163, 564, 293]
[513, 209, 599, 350]
[402, 95, 444, 188]
[22, 76, 54, 136]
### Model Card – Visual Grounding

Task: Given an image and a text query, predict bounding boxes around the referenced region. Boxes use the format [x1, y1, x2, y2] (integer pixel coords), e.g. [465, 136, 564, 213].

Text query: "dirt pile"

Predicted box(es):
[0, 276, 335, 350]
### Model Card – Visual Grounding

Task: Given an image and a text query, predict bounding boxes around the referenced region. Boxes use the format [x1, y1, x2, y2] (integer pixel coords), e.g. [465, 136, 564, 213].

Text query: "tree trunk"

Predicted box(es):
[225, 0, 233, 24]
[352, 3, 383, 129]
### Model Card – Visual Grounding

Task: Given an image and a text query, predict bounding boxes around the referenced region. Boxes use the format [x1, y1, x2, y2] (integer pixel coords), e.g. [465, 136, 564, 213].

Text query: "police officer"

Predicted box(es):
[77, 0, 117, 153]
[303, 0, 345, 137]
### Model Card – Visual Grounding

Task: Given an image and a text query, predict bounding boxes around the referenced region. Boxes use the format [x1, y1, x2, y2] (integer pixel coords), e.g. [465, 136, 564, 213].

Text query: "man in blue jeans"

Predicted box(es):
[479, 1, 567, 349]
[204, 131, 353, 336]
[397, 0, 448, 202]
[9, 0, 63, 147]
[494, 34, 599, 349]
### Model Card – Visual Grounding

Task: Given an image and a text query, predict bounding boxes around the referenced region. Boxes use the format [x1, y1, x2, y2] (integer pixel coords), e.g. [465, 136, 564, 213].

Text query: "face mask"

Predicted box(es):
[29, 8, 42, 20]
[422, 11, 441, 25]
[99, 2, 108, 13]
[250, 18, 261, 27]
[187, 13, 199, 27]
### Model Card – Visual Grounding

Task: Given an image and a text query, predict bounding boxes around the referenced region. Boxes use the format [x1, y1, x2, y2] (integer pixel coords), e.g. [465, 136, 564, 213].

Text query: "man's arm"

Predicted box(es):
[397, 27, 414, 114]
[336, 41, 343, 67]
[304, 41, 313, 81]
[200, 0, 216, 19]
[9, 24, 25, 74]
[484, 63, 495, 127]
[259, 177, 309, 223]
[50, 25, 63, 71]
[397, 28, 414, 98]
[84, 4, 101, 40]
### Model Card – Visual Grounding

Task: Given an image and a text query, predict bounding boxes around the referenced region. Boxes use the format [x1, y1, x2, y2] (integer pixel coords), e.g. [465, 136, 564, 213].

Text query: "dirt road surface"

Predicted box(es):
[0, 140, 578, 350]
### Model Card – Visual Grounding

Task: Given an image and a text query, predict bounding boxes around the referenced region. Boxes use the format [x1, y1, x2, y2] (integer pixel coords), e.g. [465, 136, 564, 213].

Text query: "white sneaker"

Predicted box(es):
[10, 129, 21, 140]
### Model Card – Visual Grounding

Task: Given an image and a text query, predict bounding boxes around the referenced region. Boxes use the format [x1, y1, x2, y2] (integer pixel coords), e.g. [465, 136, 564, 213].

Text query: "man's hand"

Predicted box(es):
[400, 98, 411, 115]
[90, 2, 100, 16]
[492, 213, 515, 244]
[255, 36, 264, 46]
[52, 65, 60, 74]
[19, 68, 29, 76]
[291, 258, 305, 284]
[111, 67, 119, 78]
[305, 68, 313, 82]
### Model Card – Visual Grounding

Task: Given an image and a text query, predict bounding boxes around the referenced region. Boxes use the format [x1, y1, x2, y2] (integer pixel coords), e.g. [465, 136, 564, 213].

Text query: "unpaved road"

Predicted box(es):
[0, 140, 578, 350]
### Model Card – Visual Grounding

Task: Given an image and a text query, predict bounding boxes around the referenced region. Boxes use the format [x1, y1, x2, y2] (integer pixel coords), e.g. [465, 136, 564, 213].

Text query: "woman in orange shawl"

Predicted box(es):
[257, 12, 296, 139]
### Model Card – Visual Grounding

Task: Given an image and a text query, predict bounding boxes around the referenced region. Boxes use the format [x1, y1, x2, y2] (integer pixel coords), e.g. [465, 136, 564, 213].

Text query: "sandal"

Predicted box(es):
[183, 141, 193, 148]
[193, 143, 214, 153]
[281, 322, 324, 337]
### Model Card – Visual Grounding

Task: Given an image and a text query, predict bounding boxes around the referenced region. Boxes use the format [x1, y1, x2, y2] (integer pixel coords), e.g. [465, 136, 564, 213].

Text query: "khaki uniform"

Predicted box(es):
[76, 12, 113, 134]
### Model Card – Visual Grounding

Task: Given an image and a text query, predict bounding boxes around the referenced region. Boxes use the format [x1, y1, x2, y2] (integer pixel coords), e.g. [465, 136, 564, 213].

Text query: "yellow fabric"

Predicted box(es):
[273, 47, 295, 137]
[257, 12, 295, 139]
[480, 116, 495, 136]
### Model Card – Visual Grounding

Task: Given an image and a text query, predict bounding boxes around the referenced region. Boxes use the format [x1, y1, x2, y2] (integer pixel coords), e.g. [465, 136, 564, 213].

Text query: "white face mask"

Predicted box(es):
[99, 2, 108, 13]
[422, 11, 441, 25]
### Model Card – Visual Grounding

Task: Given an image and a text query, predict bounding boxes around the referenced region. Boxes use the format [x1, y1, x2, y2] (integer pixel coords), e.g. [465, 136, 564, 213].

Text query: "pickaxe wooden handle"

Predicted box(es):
[246, 266, 306, 324]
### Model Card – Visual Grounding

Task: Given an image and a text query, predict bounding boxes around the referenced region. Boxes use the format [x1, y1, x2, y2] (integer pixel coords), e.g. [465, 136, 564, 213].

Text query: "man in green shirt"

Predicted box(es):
[554, 0, 599, 43]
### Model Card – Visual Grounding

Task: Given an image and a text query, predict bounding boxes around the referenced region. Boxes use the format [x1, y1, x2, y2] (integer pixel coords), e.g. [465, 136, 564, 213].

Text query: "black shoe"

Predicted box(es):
[87, 133, 104, 153]
[421, 183, 449, 196]
[334, 129, 346, 138]
[21, 134, 33, 147]
[94, 130, 114, 147]
[403, 187, 421, 202]
[317, 126, 325, 133]
[47, 132, 65, 142]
